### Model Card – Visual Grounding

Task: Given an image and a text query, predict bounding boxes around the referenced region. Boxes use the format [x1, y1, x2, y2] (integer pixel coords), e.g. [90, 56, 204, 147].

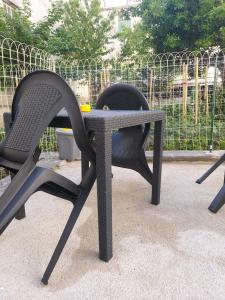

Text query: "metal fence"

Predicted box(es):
[57, 51, 225, 152]
[0, 36, 225, 176]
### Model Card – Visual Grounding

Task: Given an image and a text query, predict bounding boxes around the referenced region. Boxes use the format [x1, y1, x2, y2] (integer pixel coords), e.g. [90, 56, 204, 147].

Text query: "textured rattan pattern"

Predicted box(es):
[57, 109, 165, 131]
[5, 84, 61, 152]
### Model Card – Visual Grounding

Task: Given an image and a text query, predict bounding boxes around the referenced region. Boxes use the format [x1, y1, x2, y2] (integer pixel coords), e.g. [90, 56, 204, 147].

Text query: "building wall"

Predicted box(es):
[29, 0, 51, 22]
[0, 0, 51, 22]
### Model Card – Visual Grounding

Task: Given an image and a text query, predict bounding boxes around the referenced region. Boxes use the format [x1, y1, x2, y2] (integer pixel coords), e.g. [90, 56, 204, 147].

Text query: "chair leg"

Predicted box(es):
[0, 207, 24, 235]
[81, 152, 89, 178]
[133, 152, 153, 185]
[208, 184, 225, 213]
[196, 153, 225, 184]
[42, 165, 96, 285]
[42, 192, 89, 285]
[10, 172, 26, 221]
[15, 205, 26, 220]
[0, 217, 13, 235]
[136, 162, 152, 184]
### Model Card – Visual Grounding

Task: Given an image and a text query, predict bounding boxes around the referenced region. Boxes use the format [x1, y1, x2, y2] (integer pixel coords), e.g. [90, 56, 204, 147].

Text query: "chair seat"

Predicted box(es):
[110, 127, 152, 184]
[112, 127, 144, 165]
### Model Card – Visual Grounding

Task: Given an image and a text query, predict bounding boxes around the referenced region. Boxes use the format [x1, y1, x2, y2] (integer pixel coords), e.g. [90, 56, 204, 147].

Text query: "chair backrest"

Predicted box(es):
[97, 83, 149, 111]
[0, 70, 95, 165]
[96, 83, 150, 146]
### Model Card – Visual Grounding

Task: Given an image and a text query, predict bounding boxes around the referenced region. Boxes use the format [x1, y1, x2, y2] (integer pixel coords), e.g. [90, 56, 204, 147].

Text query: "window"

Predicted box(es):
[2, 1, 17, 16]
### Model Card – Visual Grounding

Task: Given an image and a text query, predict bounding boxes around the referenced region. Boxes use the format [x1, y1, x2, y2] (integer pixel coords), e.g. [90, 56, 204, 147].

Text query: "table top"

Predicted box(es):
[52, 109, 165, 132]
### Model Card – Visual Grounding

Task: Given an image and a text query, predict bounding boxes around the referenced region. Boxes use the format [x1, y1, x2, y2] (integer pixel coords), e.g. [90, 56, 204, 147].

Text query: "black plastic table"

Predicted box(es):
[49, 108, 165, 262]
[4, 109, 165, 262]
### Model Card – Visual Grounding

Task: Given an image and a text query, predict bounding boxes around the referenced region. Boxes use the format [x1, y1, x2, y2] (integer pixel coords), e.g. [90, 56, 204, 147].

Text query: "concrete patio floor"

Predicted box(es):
[1, 161, 225, 300]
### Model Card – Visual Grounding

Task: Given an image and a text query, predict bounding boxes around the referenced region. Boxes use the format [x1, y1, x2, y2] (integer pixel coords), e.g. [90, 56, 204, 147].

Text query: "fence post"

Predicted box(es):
[210, 57, 218, 152]
[52, 56, 56, 73]
[195, 57, 199, 124]
[182, 63, 188, 118]
[205, 66, 209, 116]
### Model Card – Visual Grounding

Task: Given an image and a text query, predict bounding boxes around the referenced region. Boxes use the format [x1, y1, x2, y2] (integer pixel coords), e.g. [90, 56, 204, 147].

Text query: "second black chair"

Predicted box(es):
[93, 83, 152, 184]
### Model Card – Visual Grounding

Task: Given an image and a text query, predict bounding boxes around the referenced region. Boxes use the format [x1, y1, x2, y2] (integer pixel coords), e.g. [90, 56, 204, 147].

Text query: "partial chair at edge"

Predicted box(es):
[196, 152, 225, 213]
[0, 70, 96, 284]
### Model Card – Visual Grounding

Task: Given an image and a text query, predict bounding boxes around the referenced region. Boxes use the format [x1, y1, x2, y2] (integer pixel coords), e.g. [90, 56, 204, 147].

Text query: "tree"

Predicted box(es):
[49, 0, 115, 60]
[32, 0, 64, 50]
[0, 0, 60, 50]
[207, 2, 225, 50]
[128, 0, 225, 53]
[0, 0, 35, 45]
[0, 0, 115, 61]
[117, 22, 150, 59]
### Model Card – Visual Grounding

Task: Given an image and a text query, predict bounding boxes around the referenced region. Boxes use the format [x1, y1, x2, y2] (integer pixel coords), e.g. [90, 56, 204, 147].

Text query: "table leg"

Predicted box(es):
[152, 120, 163, 205]
[95, 130, 113, 262]
[81, 152, 89, 178]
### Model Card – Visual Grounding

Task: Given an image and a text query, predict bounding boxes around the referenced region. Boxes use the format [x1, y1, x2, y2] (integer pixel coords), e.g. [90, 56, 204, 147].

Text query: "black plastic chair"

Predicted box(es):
[94, 83, 152, 184]
[0, 70, 96, 284]
[196, 153, 225, 213]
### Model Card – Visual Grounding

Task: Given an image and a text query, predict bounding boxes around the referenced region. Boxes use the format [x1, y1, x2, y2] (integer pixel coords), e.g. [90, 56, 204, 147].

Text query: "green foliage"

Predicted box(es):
[0, 0, 115, 60]
[207, 2, 225, 49]
[0, 0, 63, 50]
[116, 23, 149, 59]
[158, 104, 217, 151]
[32, 0, 64, 50]
[125, 0, 225, 53]
[38, 0, 115, 60]
[0, 0, 35, 45]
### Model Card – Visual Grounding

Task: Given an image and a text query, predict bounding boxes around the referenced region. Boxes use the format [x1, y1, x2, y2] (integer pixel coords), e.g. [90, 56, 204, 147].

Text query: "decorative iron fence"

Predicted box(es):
[0, 35, 224, 179]
[56, 50, 225, 152]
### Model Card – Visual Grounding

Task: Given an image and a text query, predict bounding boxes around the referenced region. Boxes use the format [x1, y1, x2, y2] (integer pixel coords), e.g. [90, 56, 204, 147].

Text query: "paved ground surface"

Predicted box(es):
[1, 161, 225, 300]
[146, 150, 225, 161]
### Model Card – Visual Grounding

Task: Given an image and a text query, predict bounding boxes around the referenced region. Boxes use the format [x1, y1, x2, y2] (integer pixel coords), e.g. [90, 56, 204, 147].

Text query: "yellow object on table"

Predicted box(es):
[62, 128, 71, 131]
[80, 104, 91, 112]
